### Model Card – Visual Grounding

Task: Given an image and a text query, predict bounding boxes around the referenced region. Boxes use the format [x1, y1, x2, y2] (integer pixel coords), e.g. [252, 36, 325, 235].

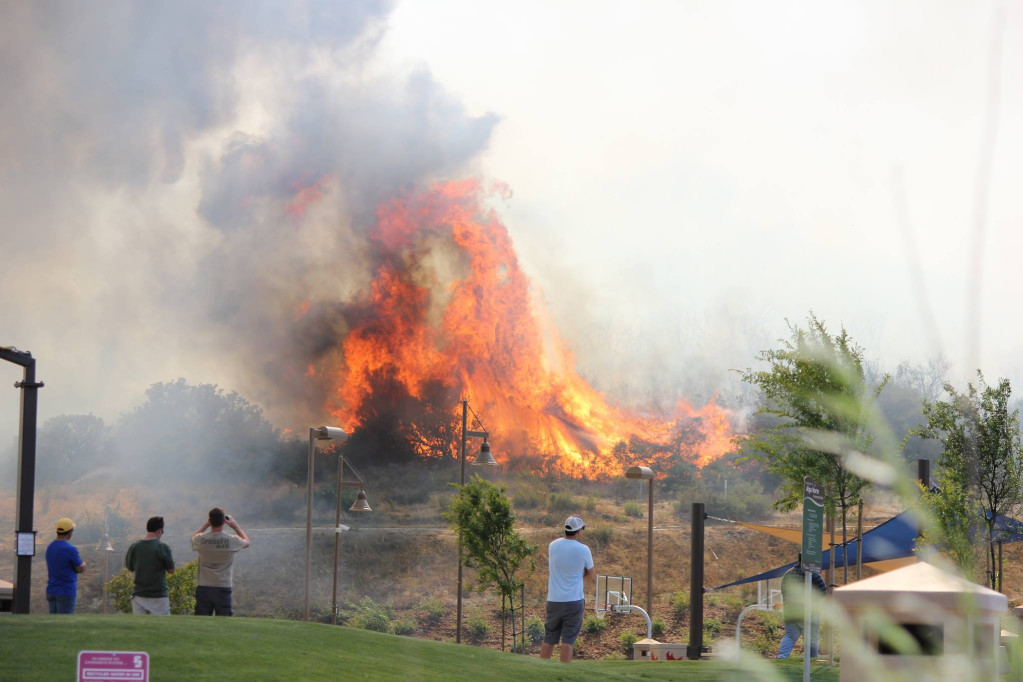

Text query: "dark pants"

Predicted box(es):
[543, 599, 585, 645]
[194, 586, 233, 616]
[47, 593, 76, 614]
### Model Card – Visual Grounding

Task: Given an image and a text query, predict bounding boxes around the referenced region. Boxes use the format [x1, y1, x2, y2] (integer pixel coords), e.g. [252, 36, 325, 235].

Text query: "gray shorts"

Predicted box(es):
[544, 599, 585, 645]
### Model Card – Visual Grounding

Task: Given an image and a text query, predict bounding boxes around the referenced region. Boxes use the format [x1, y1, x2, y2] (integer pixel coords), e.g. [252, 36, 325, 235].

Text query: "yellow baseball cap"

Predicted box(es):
[56, 518, 75, 533]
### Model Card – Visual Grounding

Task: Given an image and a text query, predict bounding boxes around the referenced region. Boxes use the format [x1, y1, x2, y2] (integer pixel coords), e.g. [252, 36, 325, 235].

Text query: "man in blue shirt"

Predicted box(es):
[540, 516, 594, 663]
[46, 517, 86, 614]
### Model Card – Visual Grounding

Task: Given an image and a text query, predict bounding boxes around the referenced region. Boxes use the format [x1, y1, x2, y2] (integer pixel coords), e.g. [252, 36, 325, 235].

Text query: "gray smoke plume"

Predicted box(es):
[0, 1, 498, 438]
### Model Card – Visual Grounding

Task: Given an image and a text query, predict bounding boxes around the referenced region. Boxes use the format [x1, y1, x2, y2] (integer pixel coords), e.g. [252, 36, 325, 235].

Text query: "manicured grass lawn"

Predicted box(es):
[0, 615, 838, 681]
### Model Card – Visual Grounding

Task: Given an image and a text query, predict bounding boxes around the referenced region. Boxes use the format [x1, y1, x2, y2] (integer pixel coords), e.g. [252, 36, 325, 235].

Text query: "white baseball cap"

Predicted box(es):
[564, 516, 586, 532]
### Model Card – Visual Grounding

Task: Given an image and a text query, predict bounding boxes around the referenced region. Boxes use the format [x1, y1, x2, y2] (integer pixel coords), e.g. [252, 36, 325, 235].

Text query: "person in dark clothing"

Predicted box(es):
[777, 556, 827, 659]
[125, 516, 175, 615]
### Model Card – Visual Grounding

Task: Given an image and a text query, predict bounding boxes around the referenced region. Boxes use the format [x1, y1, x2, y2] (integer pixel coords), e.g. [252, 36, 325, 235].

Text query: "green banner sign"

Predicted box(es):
[801, 477, 825, 572]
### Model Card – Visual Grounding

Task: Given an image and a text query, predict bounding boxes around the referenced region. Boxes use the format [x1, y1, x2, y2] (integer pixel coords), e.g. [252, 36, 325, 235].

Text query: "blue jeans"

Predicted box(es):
[47, 593, 76, 614]
[777, 619, 820, 659]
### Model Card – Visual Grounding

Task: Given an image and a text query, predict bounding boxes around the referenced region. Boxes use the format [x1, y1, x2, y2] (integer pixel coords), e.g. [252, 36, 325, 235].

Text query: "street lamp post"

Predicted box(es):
[305, 425, 348, 621]
[98, 533, 114, 614]
[625, 465, 654, 617]
[1, 346, 43, 614]
[455, 400, 498, 644]
[331, 455, 371, 625]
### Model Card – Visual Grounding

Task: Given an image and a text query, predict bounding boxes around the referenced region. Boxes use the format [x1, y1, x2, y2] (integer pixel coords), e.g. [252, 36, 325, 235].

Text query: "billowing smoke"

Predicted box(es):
[0, 1, 498, 435]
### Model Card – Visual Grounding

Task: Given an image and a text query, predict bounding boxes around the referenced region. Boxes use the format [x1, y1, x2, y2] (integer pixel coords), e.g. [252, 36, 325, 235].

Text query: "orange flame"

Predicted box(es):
[323, 179, 735, 476]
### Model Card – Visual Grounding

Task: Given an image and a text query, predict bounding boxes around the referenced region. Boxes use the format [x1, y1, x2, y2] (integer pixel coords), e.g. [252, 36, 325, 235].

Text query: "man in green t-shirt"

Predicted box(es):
[125, 516, 176, 615]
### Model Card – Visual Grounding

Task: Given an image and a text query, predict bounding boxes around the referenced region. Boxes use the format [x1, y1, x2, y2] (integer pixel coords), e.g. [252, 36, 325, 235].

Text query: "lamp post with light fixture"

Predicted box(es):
[305, 425, 348, 622]
[331, 455, 371, 625]
[97, 533, 114, 614]
[1, 346, 42, 614]
[455, 400, 498, 644]
[625, 465, 654, 617]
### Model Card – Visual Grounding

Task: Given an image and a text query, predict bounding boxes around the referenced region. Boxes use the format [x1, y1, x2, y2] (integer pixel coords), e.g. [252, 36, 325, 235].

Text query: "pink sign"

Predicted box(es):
[77, 651, 149, 681]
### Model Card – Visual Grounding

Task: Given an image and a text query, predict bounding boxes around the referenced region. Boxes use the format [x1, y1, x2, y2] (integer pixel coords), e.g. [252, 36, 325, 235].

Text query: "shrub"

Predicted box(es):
[466, 614, 489, 639]
[415, 597, 448, 625]
[587, 524, 615, 548]
[671, 589, 689, 619]
[105, 560, 198, 615]
[719, 593, 746, 618]
[582, 615, 606, 634]
[619, 630, 638, 655]
[584, 496, 597, 512]
[346, 596, 395, 633]
[526, 616, 545, 644]
[652, 619, 666, 638]
[512, 486, 544, 510]
[751, 632, 776, 656]
[759, 611, 783, 638]
[623, 500, 643, 518]
[393, 618, 417, 636]
[704, 617, 723, 639]
[548, 492, 578, 512]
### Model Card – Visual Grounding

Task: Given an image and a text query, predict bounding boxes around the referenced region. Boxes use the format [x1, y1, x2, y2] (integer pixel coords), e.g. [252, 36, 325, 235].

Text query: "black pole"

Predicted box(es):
[1, 348, 42, 614]
[456, 400, 467, 644]
[998, 539, 1003, 593]
[688, 502, 705, 660]
[917, 458, 931, 489]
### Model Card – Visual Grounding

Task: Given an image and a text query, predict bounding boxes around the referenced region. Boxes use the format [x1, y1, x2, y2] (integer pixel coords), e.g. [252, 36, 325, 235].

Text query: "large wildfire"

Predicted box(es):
[308, 179, 735, 477]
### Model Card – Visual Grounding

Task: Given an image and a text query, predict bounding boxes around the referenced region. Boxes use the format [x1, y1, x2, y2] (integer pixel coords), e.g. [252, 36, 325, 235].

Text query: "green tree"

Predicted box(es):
[36, 414, 109, 484]
[739, 314, 885, 582]
[113, 380, 281, 482]
[916, 372, 1023, 587]
[446, 474, 536, 646]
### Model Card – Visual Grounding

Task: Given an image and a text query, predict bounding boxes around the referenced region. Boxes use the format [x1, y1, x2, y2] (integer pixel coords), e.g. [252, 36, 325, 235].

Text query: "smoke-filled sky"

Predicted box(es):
[2, 1, 1021, 448]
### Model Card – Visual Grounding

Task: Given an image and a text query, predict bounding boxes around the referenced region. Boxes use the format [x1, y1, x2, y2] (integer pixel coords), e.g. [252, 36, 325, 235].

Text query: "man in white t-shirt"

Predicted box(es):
[191, 507, 250, 616]
[540, 515, 594, 663]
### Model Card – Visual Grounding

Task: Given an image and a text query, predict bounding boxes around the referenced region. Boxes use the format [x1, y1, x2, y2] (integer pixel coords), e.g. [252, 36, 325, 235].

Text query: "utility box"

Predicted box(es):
[632, 639, 687, 661]
[833, 561, 1007, 682]
[0, 579, 13, 613]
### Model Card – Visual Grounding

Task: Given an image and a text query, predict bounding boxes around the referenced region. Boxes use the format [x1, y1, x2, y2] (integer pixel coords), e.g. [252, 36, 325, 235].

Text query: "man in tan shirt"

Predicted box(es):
[191, 507, 250, 616]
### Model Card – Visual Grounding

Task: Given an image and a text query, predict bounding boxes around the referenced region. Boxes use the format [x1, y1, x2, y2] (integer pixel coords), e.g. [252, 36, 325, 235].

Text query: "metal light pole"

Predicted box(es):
[1, 346, 43, 614]
[688, 502, 706, 660]
[305, 425, 348, 621]
[331, 455, 371, 625]
[625, 466, 654, 617]
[455, 400, 498, 644]
[98, 533, 114, 613]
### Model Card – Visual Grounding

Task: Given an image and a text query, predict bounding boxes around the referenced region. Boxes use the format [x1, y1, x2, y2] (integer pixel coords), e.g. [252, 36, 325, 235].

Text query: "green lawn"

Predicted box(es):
[0, 615, 838, 681]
